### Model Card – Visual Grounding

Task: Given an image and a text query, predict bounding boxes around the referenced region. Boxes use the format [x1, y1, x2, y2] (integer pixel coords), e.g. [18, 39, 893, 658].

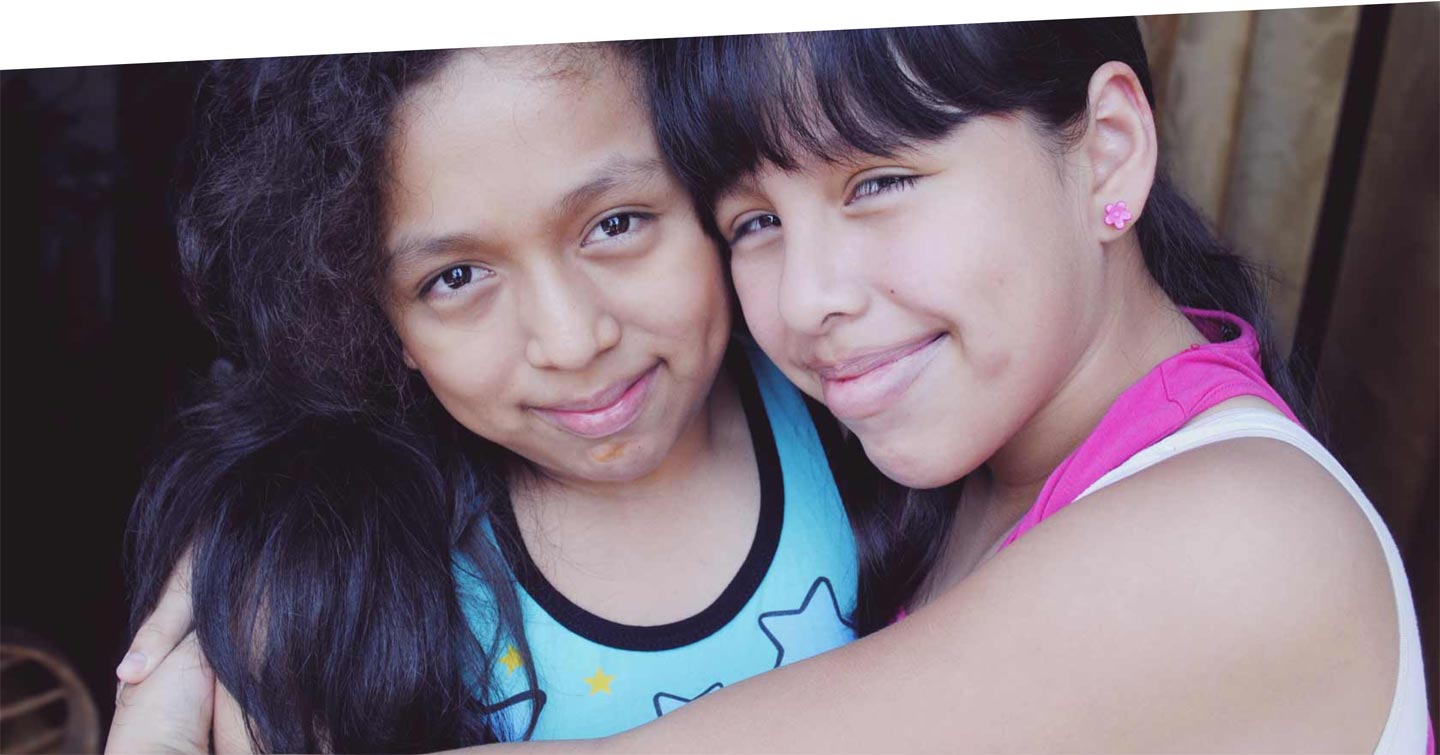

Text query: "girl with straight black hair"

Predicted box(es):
[550, 20, 1421, 752]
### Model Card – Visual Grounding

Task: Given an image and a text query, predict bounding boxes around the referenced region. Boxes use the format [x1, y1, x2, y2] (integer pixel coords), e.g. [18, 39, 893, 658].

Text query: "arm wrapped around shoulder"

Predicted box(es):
[126, 376, 517, 752]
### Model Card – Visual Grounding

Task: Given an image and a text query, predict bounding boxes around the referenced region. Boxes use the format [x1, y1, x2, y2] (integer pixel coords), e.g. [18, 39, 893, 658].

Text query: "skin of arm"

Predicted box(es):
[117, 439, 1397, 753]
[468, 438, 1397, 754]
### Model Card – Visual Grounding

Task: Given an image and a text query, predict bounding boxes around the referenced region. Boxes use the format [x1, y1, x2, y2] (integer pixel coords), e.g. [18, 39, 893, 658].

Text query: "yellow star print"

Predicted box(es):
[498, 645, 522, 675]
[583, 666, 615, 695]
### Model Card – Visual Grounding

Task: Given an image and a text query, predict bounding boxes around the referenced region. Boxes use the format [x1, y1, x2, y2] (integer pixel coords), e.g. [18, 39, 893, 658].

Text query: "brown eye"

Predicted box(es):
[421, 264, 493, 301]
[583, 211, 652, 246]
[849, 174, 920, 203]
[599, 214, 630, 236]
[731, 213, 781, 244]
[753, 214, 781, 230]
[440, 266, 472, 289]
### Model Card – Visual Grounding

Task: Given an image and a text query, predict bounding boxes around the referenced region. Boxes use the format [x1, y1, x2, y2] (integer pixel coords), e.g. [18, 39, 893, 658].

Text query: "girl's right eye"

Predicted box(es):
[421, 265, 494, 300]
[729, 213, 781, 245]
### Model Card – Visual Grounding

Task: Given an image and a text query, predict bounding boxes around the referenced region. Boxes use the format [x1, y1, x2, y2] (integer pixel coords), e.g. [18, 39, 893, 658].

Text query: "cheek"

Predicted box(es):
[732, 252, 791, 344]
[869, 217, 1005, 380]
[732, 254, 823, 402]
[631, 238, 731, 354]
[396, 316, 523, 429]
[890, 188, 1079, 375]
[730, 253, 776, 335]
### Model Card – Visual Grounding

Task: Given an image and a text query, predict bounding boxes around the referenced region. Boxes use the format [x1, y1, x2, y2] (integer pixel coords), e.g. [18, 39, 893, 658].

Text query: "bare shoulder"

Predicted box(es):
[1025, 421, 1399, 750]
[859, 424, 1403, 751]
[1067, 396, 1388, 582]
[1071, 413, 1397, 641]
[1093, 422, 1388, 583]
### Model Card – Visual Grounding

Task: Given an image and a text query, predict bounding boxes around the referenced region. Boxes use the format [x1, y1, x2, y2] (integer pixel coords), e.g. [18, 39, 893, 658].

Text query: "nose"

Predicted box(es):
[776, 218, 868, 336]
[523, 264, 621, 371]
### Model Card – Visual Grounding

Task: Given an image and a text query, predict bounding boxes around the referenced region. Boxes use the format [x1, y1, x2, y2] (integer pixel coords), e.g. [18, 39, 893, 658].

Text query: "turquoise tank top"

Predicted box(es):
[456, 341, 860, 740]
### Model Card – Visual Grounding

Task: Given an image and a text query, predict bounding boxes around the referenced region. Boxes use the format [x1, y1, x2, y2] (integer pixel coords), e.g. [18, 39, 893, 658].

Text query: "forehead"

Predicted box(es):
[385, 47, 657, 241]
[391, 46, 649, 171]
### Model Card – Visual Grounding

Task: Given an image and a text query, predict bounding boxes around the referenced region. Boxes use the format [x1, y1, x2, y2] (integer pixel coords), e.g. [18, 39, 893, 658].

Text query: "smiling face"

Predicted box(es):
[383, 48, 730, 485]
[716, 116, 1108, 488]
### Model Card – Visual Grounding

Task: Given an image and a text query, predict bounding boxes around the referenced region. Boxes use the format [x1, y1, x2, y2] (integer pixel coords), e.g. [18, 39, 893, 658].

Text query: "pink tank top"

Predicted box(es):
[895, 308, 1433, 752]
[998, 307, 1296, 549]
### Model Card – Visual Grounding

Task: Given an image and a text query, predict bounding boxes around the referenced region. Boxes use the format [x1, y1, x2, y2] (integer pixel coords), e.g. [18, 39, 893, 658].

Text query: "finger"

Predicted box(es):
[107, 632, 215, 755]
[118, 547, 196, 684]
[212, 680, 256, 754]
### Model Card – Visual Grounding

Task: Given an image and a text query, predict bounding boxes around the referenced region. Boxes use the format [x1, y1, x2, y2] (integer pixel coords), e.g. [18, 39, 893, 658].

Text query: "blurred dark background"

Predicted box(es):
[3, 60, 214, 751]
[1, 5, 1436, 750]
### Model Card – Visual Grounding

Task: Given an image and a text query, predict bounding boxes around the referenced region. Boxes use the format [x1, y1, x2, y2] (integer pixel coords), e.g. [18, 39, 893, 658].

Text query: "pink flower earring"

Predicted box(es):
[1103, 201, 1133, 230]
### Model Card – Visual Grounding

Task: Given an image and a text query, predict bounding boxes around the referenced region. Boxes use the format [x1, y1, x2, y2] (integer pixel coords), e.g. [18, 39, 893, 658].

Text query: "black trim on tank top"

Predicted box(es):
[490, 344, 784, 651]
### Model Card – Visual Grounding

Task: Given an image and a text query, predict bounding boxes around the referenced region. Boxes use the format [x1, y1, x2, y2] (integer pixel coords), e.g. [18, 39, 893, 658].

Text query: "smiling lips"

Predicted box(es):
[533, 365, 659, 439]
[812, 334, 945, 421]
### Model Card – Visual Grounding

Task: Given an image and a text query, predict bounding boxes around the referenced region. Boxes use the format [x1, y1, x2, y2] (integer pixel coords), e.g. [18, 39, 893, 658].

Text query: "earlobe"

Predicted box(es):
[1103, 201, 1134, 230]
[1083, 62, 1157, 236]
[403, 349, 418, 370]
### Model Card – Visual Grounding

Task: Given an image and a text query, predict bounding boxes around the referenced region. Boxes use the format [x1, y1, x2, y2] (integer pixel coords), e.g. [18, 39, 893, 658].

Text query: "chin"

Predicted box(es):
[858, 431, 967, 490]
[575, 438, 668, 482]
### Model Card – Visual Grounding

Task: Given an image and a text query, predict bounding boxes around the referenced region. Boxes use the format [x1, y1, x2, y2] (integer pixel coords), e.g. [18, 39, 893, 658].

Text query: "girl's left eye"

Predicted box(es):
[583, 211, 652, 245]
[848, 174, 920, 204]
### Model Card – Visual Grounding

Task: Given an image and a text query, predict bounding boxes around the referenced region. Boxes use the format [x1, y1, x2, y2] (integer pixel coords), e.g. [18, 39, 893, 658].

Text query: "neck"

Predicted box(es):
[984, 242, 1205, 499]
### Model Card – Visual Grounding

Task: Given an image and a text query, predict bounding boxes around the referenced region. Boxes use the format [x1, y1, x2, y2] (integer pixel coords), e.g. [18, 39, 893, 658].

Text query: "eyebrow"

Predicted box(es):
[387, 156, 669, 268]
[388, 232, 486, 275]
[553, 155, 668, 221]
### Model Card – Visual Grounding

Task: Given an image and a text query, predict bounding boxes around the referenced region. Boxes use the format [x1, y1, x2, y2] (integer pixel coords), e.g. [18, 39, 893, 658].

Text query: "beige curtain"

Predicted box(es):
[1141, 9, 1362, 352]
[1143, 6, 1439, 724]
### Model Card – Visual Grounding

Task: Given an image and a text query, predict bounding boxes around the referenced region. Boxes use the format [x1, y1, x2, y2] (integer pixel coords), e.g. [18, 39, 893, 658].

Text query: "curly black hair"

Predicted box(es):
[128, 51, 542, 752]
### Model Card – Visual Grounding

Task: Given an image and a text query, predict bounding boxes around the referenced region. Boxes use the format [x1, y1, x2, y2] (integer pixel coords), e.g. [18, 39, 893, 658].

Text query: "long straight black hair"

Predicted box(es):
[127, 52, 545, 752]
[633, 20, 1309, 633]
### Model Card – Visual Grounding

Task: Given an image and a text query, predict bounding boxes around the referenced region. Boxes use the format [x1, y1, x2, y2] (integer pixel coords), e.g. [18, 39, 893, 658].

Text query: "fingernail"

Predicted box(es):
[116, 651, 147, 679]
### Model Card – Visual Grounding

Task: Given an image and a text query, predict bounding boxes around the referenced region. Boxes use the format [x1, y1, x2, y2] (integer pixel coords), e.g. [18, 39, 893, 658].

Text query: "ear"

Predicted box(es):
[1080, 62, 1158, 239]
[402, 348, 418, 371]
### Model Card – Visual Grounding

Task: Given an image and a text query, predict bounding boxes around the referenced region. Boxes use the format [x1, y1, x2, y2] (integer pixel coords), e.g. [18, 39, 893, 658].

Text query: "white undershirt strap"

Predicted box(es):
[1075, 407, 1429, 754]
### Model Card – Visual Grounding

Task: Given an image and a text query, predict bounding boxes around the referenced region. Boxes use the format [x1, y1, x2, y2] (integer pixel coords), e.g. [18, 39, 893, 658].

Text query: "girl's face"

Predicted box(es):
[715, 117, 1106, 488]
[384, 49, 731, 485]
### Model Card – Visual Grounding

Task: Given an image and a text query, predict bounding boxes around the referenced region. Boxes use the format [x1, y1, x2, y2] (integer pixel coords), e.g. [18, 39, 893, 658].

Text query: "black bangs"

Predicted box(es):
[640, 21, 1152, 212]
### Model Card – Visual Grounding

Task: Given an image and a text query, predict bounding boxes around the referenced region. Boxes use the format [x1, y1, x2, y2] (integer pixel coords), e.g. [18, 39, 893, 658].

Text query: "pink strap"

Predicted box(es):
[1000, 309, 1296, 550]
